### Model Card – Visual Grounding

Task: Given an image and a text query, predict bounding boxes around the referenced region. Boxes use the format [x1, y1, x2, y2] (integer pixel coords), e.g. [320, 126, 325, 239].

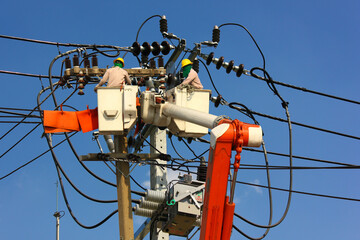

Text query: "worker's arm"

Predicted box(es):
[94, 69, 110, 92]
[124, 71, 131, 85]
[180, 69, 196, 86]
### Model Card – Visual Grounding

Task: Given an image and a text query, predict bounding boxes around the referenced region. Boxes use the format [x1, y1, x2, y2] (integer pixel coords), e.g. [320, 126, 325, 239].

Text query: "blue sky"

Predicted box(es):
[0, 0, 359, 239]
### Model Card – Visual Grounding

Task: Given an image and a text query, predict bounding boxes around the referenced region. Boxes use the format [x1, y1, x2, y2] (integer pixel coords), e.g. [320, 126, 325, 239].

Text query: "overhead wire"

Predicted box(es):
[235, 180, 360, 202]
[197, 137, 355, 167]
[169, 167, 360, 202]
[0, 84, 60, 141]
[37, 85, 117, 204]
[0, 69, 61, 79]
[0, 132, 77, 181]
[0, 34, 128, 50]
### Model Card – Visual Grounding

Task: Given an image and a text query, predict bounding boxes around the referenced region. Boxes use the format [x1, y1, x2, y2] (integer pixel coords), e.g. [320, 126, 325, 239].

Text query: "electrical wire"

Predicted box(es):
[246, 72, 360, 105]
[0, 132, 77, 181]
[238, 165, 360, 170]
[170, 167, 360, 202]
[198, 58, 221, 96]
[0, 69, 61, 79]
[0, 121, 41, 124]
[219, 23, 266, 71]
[235, 181, 360, 202]
[0, 123, 41, 159]
[37, 87, 117, 204]
[197, 137, 355, 167]
[135, 15, 162, 42]
[0, 84, 59, 141]
[0, 34, 128, 50]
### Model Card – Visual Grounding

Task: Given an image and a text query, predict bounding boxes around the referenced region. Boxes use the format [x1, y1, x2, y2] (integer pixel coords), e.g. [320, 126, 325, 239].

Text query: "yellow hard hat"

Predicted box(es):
[181, 59, 192, 68]
[113, 57, 125, 67]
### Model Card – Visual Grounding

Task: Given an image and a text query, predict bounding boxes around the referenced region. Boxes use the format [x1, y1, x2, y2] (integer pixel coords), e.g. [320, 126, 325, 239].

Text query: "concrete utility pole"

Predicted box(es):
[54, 212, 60, 240]
[54, 181, 60, 240]
[150, 128, 169, 240]
[115, 134, 134, 240]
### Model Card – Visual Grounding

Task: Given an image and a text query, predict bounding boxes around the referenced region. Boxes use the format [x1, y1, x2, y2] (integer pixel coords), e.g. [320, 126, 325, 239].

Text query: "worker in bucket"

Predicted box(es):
[94, 57, 131, 92]
[179, 59, 203, 89]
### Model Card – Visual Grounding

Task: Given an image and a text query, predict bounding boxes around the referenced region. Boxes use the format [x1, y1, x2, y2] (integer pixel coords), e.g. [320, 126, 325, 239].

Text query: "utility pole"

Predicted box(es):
[115, 134, 134, 240]
[150, 128, 169, 240]
[54, 181, 60, 240]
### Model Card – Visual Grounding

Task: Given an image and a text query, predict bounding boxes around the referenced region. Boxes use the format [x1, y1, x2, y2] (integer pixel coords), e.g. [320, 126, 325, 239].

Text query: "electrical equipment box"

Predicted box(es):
[97, 86, 138, 135]
[166, 87, 211, 137]
[162, 175, 204, 237]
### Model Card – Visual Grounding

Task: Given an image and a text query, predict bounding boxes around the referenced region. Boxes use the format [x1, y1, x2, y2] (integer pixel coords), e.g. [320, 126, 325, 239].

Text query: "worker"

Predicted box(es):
[94, 57, 131, 92]
[179, 59, 203, 89]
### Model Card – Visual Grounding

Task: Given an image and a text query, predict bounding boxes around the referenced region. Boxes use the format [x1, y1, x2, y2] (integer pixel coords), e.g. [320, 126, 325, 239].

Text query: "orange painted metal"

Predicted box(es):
[200, 119, 257, 240]
[44, 106, 99, 133]
[199, 123, 235, 240]
[221, 199, 236, 240]
[76, 107, 98, 133]
[43, 109, 80, 133]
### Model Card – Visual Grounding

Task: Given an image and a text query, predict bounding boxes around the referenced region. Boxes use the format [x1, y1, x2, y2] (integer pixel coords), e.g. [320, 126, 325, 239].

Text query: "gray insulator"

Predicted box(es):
[134, 205, 155, 217]
[103, 135, 115, 153]
[145, 189, 166, 203]
[194, 218, 201, 227]
[140, 197, 160, 210]
[145, 78, 155, 91]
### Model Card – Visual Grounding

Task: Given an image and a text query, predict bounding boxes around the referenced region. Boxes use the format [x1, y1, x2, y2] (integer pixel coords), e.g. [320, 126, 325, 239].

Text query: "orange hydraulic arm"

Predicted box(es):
[200, 119, 262, 240]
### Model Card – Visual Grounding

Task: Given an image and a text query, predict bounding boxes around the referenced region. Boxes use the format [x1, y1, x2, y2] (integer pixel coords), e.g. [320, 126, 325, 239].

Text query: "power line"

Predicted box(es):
[246, 74, 360, 105]
[227, 103, 360, 140]
[242, 147, 356, 166]
[236, 180, 360, 202]
[0, 123, 41, 159]
[237, 164, 360, 170]
[0, 70, 61, 79]
[0, 132, 76, 180]
[0, 121, 41, 124]
[196, 137, 355, 167]
[0, 34, 127, 49]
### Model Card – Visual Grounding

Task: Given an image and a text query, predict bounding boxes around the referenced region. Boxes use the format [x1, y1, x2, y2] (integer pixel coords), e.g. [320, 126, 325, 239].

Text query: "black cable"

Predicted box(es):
[135, 15, 162, 42]
[0, 69, 61, 79]
[161, 167, 360, 202]
[0, 84, 59, 141]
[242, 147, 356, 166]
[0, 123, 41, 159]
[219, 23, 266, 71]
[238, 165, 360, 170]
[198, 58, 221, 96]
[0, 132, 77, 181]
[247, 72, 360, 105]
[0, 34, 127, 50]
[0, 110, 40, 118]
[235, 181, 360, 202]
[196, 134, 356, 167]
[169, 136, 187, 160]
[0, 115, 40, 118]
[141, 135, 164, 154]
[92, 46, 122, 58]
[0, 107, 41, 112]
[227, 102, 259, 125]
[235, 109, 292, 229]
[36, 84, 117, 204]
[64, 133, 117, 188]
[130, 175, 147, 191]
[0, 121, 41, 124]
[180, 138, 206, 160]
[232, 224, 268, 240]
[55, 155, 118, 229]
[227, 101, 360, 140]
[48, 48, 82, 106]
